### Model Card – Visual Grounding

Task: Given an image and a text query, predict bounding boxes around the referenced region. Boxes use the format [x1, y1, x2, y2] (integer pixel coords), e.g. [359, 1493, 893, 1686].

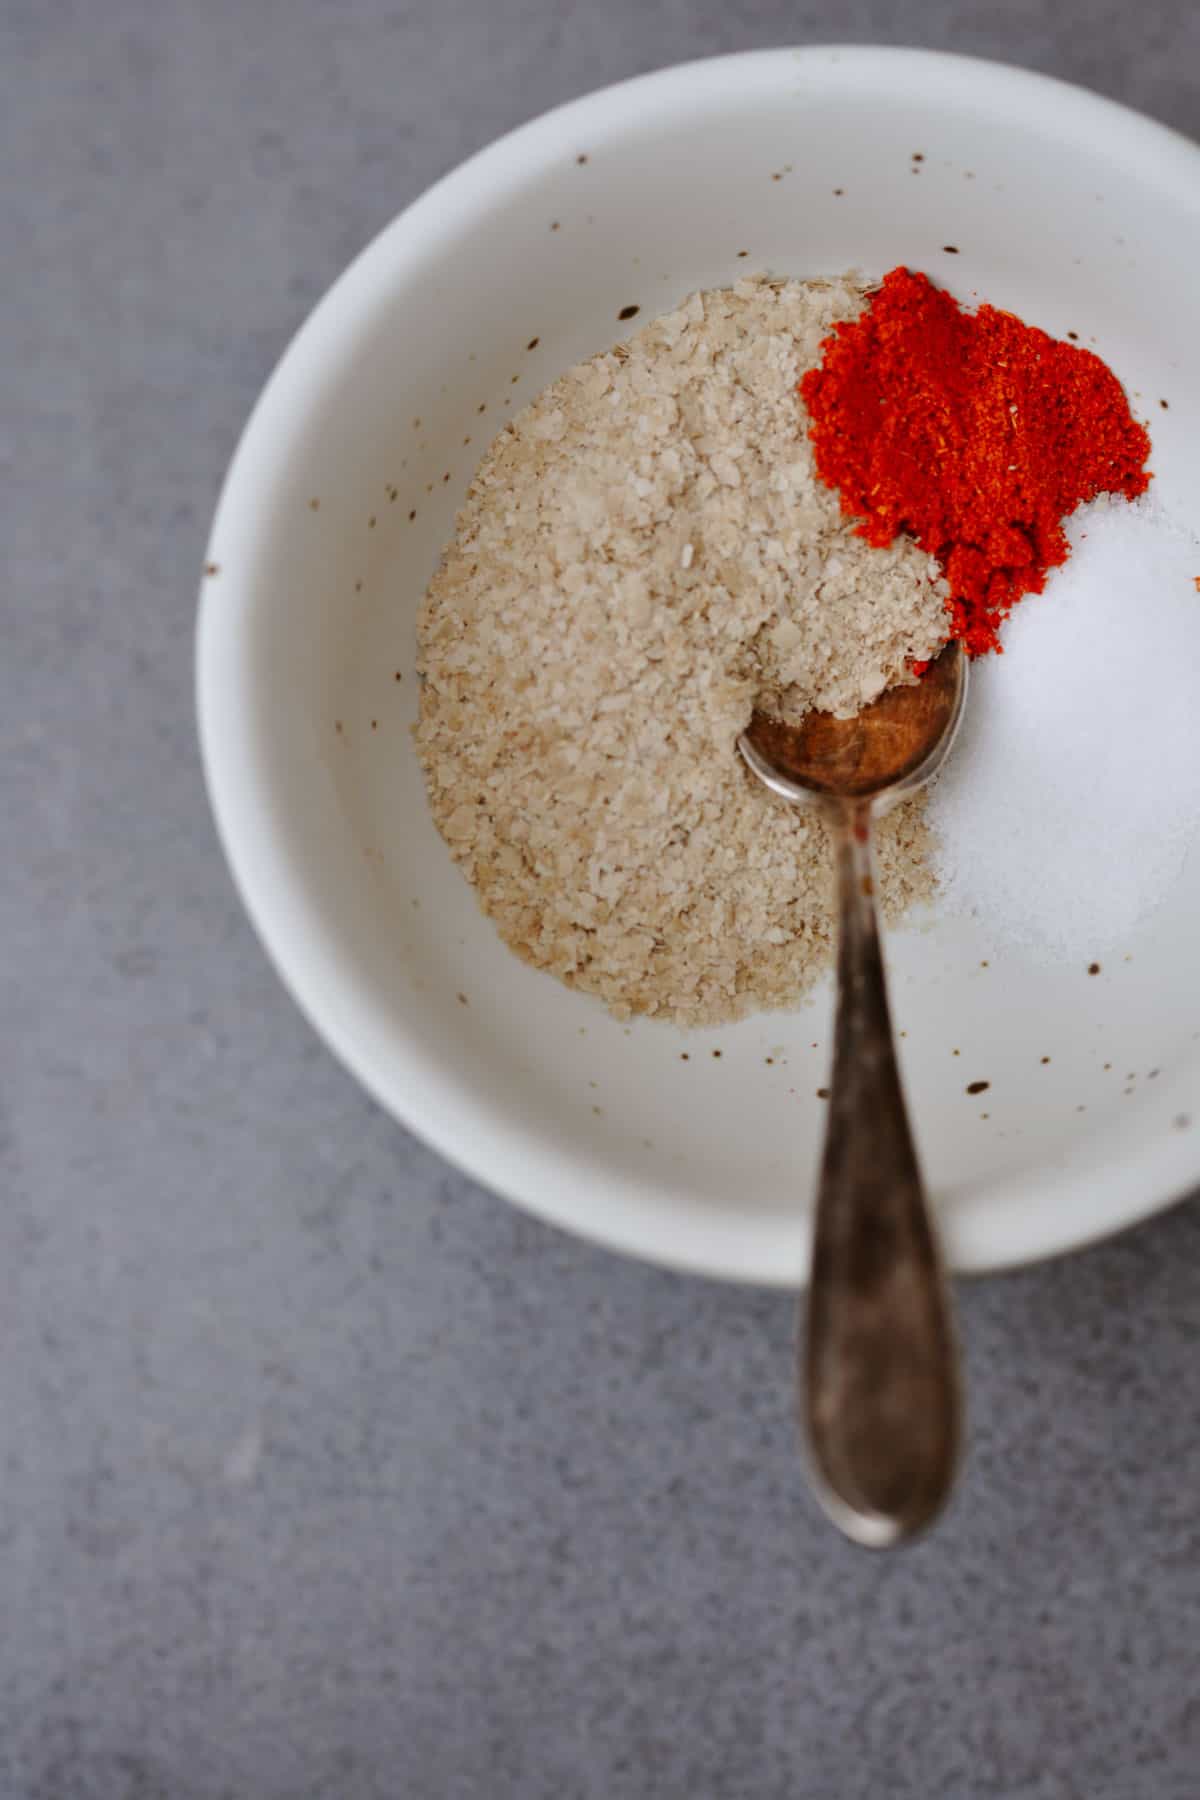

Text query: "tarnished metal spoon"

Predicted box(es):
[739, 641, 968, 1547]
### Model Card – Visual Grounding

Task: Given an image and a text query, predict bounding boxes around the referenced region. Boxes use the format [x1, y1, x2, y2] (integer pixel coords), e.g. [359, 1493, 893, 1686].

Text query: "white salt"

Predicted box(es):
[928, 494, 1200, 957]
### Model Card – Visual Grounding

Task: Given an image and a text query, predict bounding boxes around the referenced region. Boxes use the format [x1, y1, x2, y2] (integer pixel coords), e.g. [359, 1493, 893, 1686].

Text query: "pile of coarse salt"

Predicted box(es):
[928, 493, 1200, 957]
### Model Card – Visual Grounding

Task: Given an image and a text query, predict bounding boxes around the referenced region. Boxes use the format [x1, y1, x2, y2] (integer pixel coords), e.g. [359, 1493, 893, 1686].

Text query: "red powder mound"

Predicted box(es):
[799, 267, 1151, 655]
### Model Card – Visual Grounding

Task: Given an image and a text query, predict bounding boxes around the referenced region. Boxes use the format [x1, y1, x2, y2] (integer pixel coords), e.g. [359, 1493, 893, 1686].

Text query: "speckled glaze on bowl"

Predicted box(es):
[197, 47, 1200, 1285]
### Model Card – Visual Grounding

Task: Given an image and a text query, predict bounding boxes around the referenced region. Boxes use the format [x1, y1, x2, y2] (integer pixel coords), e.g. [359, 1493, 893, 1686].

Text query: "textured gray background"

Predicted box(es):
[5, 2, 1200, 1796]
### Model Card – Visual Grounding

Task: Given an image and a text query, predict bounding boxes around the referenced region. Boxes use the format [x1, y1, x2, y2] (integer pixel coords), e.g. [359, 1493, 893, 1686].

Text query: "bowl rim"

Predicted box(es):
[197, 44, 1200, 1286]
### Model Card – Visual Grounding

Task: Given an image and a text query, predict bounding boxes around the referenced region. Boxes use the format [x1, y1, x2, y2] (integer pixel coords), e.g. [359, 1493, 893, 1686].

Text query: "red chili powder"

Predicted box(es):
[799, 267, 1152, 655]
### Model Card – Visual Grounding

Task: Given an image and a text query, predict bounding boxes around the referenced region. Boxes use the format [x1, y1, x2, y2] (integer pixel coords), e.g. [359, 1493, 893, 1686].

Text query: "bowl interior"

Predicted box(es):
[200, 49, 1200, 1283]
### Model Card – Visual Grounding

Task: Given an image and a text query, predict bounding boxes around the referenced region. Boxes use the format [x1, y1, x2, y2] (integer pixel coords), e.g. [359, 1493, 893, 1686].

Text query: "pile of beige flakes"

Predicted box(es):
[416, 276, 948, 1025]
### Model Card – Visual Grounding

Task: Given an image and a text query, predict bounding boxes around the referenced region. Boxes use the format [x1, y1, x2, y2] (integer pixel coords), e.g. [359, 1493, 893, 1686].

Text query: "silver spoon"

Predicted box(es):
[739, 641, 968, 1546]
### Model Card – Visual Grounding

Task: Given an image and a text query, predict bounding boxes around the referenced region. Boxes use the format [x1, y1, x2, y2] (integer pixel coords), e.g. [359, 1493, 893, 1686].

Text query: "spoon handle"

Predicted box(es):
[804, 799, 960, 1547]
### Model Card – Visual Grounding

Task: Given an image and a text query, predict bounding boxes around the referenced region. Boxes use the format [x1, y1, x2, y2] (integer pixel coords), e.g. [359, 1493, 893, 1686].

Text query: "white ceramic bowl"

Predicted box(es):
[198, 47, 1200, 1285]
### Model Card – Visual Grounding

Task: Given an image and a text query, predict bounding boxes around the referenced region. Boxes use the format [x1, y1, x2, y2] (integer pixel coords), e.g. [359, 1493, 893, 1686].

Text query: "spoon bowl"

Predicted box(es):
[739, 640, 967, 808]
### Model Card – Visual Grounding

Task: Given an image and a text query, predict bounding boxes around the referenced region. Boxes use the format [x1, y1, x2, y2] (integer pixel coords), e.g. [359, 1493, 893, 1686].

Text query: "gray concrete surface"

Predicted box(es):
[5, 2, 1200, 1795]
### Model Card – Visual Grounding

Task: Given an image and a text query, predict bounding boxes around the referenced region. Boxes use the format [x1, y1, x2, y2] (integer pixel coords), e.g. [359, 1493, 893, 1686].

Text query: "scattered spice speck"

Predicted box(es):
[943, 245, 960, 254]
[308, 497, 319, 511]
[680, 1052, 689, 1061]
[817, 1088, 830, 1100]
[1041, 1055, 1051, 1064]
[368, 516, 376, 528]
[576, 153, 588, 165]
[711, 1049, 722, 1059]
[1088, 962, 1101, 975]
[456, 992, 468, 1006]
[204, 562, 220, 577]
[966, 1079, 990, 1095]
[408, 509, 417, 521]
[550, 220, 560, 231]
[833, 187, 844, 196]
[394, 671, 402, 682]
[618, 304, 640, 321]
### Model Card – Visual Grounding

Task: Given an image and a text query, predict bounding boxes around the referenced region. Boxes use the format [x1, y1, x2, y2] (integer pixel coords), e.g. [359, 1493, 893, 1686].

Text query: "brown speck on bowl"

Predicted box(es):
[457, 992, 468, 1005]
[1160, 398, 1170, 409]
[477, 402, 486, 413]
[308, 497, 319, 511]
[833, 187, 844, 196]
[618, 304, 640, 321]
[527, 336, 539, 350]
[967, 1079, 990, 1095]
[711, 1049, 722, 1059]
[442, 471, 451, 483]
[1067, 330, 1080, 341]
[370, 719, 378, 730]
[912, 151, 925, 161]
[1088, 962, 1101, 975]
[1175, 1114, 1192, 1130]
[737, 249, 749, 257]
[1041, 1055, 1051, 1064]
[394, 671, 402, 682]
[334, 720, 343, 735]
[817, 1088, 830, 1100]
[680, 1052, 689, 1061]
[368, 515, 376, 528]
[408, 509, 417, 521]
[765, 1056, 774, 1065]
[576, 153, 588, 165]
[204, 562, 220, 577]
[550, 220, 560, 231]
[943, 245, 960, 254]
